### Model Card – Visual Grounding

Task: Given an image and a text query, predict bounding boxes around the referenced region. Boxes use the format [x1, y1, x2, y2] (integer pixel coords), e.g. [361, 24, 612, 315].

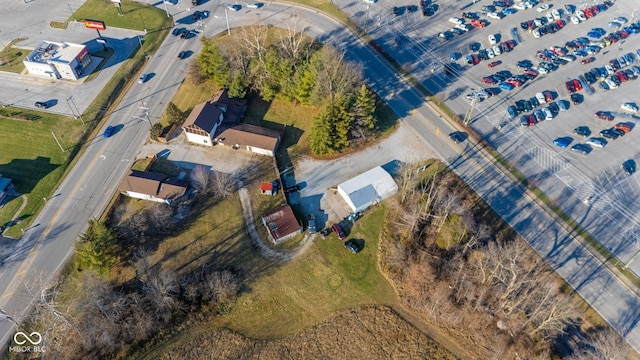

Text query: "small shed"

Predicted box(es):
[260, 182, 275, 195]
[261, 204, 301, 244]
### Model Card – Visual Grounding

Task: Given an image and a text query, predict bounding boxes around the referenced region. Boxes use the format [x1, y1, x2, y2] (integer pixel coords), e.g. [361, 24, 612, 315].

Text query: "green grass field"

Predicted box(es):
[0, 115, 83, 237]
[214, 206, 397, 338]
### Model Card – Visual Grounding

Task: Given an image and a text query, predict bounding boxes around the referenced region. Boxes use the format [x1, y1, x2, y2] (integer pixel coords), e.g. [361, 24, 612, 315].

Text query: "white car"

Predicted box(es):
[535, 66, 549, 75]
[571, 16, 580, 24]
[536, 4, 550, 12]
[514, 3, 527, 10]
[488, 34, 498, 44]
[493, 45, 502, 55]
[449, 17, 464, 25]
[138, 73, 148, 84]
[551, 9, 561, 20]
[486, 48, 495, 58]
[532, 29, 541, 38]
[621, 103, 639, 113]
[247, 2, 263, 8]
[586, 137, 607, 149]
[605, 78, 619, 89]
[487, 12, 502, 19]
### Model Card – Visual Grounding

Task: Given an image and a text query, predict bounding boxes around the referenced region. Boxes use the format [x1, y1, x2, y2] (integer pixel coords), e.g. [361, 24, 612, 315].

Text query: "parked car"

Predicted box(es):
[285, 184, 301, 193]
[227, 4, 242, 11]
[621, 102, 639, 113]
[623, 160, 636, 175]
[488, 60, 502, 68]
[344, 239, 361, 254]
[586, 137, 608, 148]
[553, 136, 573, 149]
[507, 105, 518, 119]
[307, 214, 316, 234]
[574, 126, 591, 137]
[571, 143, 592, 154]
[332, 223, 346, 240]
[178, 51, 188, 59]
[570, 93, 583, 105]
[34, 101, 48, 109]
[595, 111, 615, 121]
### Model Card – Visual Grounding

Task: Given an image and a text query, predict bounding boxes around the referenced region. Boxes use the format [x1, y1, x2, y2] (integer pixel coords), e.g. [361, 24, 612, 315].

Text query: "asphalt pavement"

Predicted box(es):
[1, 0, 640, 355]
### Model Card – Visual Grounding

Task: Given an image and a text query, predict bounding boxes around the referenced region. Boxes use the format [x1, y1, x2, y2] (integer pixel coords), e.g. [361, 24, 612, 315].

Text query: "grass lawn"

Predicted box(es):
[0, 38, 27, 74]
[220, 205, 398, 338]
[0, 115, 83, 237]
[72, 0, 166, 33]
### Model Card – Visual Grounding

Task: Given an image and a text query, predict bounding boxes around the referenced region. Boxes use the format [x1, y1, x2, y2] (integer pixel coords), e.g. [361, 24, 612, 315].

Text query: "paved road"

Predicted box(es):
[0, 0, 639, 355]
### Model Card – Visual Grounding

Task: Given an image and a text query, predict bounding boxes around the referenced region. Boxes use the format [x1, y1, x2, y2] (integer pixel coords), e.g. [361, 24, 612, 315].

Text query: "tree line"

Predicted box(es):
[194, 23, 377, 156]
[381, 161, 630, 359]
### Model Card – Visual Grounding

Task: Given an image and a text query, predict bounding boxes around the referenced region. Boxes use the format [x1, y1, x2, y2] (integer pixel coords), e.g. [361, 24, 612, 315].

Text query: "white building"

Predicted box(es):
[337, 166, 398, 213]
[23, 41, 92, 80]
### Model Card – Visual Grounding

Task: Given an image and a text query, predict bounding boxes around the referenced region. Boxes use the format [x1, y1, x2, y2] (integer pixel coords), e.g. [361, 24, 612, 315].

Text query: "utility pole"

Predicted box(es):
[463, 98, 477, 126]
[365, 5, 370, 35]
[67, 96, 84, 125]
[51, 131, 66, 152]
[139, 101, 152, 127]
[138, 34, 146, 58]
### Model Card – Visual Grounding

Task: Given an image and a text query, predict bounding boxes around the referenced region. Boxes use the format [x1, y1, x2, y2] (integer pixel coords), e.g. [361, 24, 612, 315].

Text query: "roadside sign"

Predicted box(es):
[84, 19, 106, 31]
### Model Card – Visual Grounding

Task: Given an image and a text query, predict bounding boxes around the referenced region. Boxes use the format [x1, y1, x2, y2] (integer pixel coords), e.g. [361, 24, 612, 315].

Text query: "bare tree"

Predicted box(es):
[191, 164, 211, 192]
[142, 270, 179, 313]
[238, 24, 269, 64]
[144, 202, 174, 231]
[312, 45, 363, 103]
[278, 14, 307, 60]
[573, 327, 630, 360]
[211, 171, 236, 199]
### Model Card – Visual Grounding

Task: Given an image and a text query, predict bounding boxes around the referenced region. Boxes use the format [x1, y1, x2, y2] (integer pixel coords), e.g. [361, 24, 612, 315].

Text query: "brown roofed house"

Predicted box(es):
[119, 170, 189, 204]
[261, 204, 301, 244]
[182, 89, 247, 147]
[215, 124, 282, 156]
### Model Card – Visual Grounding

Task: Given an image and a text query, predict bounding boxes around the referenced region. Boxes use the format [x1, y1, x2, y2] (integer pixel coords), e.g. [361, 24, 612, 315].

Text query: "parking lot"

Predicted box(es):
[337, 0, 640, 261]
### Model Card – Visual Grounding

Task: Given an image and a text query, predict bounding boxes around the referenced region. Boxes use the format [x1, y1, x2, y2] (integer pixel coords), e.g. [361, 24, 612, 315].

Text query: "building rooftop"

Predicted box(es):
[261, 204, 300, 242]
[119, 170, 189, 201]
[216, 124, 282, 152]
[26, 41, 86, 65]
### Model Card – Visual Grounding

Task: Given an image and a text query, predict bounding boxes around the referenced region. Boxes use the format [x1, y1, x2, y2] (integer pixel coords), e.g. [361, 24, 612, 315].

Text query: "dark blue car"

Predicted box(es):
[553, 137, 573, 148]
[103, 126, 115, 138]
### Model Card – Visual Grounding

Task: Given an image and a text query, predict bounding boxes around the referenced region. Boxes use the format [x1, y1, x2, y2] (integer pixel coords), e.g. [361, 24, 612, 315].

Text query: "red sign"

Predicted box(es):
[84, 20, 106, 31]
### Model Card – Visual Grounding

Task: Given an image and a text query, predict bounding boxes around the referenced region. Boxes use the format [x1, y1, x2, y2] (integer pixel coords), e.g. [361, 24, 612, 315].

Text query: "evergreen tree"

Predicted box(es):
[228, 72, 248, 98]
[353, 84, 377, 129]
[310, 104, 335, 156]
[331, 93, 354, 150]
[196, 41, 231, 88]
[76, 219, 119, 275]
[165, 102, 185, 126]
[294, 64, 316, 105]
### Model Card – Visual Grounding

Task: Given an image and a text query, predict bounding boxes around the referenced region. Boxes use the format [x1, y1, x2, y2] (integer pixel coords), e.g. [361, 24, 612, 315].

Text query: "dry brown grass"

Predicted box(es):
[156, 306, 457, 360]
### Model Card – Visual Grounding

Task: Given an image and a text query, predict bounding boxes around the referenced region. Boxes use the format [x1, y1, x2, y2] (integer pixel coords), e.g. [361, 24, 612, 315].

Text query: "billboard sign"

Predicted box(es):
[84, 20, 106, 31]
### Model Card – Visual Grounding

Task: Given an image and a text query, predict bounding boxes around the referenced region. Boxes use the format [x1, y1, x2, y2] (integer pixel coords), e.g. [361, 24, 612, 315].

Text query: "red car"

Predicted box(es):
[471, 19, 487, 27]
[584, 8, 593, 18]
[616, 71, 629, 82]
[595, 111, 615, 121]
[573, 79, 583, 91]
[332, 223, 346, 240]
[483, 76, 498, 84]
[555, 19, 565, 28]
[581, 57, 596, 65]
[488, 60, 502, 68]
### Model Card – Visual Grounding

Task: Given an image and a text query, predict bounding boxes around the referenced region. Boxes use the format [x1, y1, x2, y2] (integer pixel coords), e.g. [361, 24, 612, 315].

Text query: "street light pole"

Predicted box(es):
[139, 13, 147, 33]
[625, 248, 640, 270]
[225, 7, 231, 35]
[67, 3, 77, 22]
[138, 35, 146, 58]
[162, 0, 171, 18]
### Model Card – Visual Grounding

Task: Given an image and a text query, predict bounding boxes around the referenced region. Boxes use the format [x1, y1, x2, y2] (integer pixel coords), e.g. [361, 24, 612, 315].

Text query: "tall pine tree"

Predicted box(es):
[310, 104, 335, 156]
[353, 84, 376, 130]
